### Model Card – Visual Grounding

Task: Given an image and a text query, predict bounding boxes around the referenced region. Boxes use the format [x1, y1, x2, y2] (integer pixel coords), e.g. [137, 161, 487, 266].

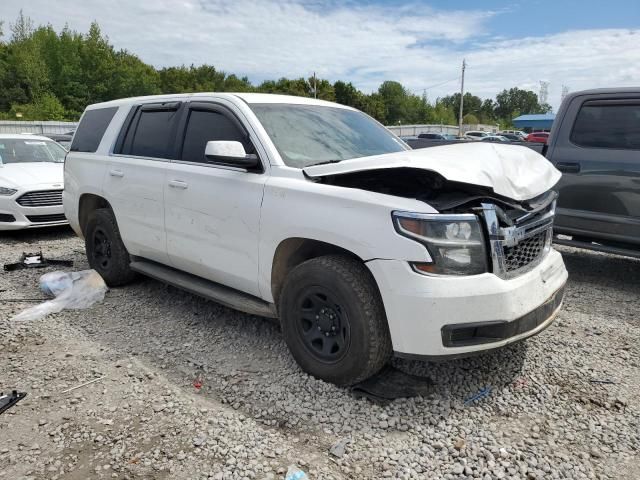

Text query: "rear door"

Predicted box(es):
[550, 95, 640, 245]
[163, 100, 267, 297]
[104, 101, 182, 264]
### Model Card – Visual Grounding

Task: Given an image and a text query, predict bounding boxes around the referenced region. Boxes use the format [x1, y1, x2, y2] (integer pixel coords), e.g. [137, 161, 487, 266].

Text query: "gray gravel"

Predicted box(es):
[1, 226, 639, 479]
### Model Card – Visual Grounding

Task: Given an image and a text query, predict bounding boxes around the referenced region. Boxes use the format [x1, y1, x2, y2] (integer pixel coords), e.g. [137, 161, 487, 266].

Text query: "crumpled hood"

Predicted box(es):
[0, 162, 64, 188]
[303, 143, 561, 201]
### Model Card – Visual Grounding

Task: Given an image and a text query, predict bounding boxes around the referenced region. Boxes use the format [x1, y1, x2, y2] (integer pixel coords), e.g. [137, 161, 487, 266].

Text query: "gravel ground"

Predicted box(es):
[1, 226, 639, 480]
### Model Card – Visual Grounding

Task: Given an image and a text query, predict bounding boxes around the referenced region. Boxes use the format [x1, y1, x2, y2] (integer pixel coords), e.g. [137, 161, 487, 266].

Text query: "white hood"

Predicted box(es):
[303, 143, 561, 201]
[0, 162, 64, 188]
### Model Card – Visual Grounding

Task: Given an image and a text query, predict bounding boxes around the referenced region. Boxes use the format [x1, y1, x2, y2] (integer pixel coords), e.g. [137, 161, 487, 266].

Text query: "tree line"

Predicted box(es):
[0, 12, 552, 126]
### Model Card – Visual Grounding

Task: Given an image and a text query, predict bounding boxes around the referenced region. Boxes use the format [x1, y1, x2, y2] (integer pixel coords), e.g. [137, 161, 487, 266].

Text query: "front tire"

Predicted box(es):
[85, 208, 136, 287]
[279, 254, 392, 386]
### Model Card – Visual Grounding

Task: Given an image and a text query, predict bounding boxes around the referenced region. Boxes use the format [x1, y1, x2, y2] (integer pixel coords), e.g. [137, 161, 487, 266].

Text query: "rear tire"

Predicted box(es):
[85, 208, 136, 287]
[279, 254, 392, 386]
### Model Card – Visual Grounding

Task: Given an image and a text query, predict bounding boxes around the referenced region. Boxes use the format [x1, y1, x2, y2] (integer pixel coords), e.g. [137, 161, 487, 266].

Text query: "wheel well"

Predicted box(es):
[271, 238, 363, 306]
[78, 194, 111, 235]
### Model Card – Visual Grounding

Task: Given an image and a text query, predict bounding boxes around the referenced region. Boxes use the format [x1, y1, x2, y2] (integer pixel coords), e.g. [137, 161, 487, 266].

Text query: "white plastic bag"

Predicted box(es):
[285, 466, 309, 480]
[11, 270, 108, 322]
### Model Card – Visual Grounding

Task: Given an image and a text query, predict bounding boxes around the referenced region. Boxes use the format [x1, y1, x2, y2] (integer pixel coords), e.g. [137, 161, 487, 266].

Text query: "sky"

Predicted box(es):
[1, 0, 639, 110]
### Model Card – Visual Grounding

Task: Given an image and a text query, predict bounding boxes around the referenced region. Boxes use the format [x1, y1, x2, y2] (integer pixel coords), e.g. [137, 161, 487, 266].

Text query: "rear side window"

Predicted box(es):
[181, 109, 252, 164]
[119, 103, 181, 159]
[70, 107, 118, 152]
[571, 101, 640, 150]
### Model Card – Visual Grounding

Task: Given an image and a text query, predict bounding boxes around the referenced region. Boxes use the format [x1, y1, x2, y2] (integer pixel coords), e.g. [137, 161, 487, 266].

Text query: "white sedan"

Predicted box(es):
[0, 134, 68, 230]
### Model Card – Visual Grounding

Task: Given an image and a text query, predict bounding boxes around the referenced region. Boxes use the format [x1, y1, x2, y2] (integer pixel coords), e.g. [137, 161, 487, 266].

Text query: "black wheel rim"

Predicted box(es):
[92, 227, 112, 270]
[295, 286, 350, 363]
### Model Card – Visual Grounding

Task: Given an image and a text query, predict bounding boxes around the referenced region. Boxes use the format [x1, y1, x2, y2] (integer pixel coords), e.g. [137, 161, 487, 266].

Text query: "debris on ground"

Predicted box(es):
[285, 466, 309, 480]
[11, 270, 107, 322]
[329, 437, 352, 458]
[61, 376, 106, 394]
[351, 365, 433, 403]
[3, 251, 73, 271]
[0, 390, 27, 415]
[464, 386, 492, 406]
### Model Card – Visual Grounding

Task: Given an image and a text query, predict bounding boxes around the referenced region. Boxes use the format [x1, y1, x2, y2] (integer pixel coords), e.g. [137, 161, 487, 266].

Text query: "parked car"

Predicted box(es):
[501, 130, 527, 139]
[417, 132, 457, 140]
[0, 134, 68, 230]
[64, 93, 567, 385]
[43, 133, 73, 149]
[500, 133, 524, 142]
[546, 87, 640, 258]
[481, 135, 511, 142]
[463, 130, 491, 139]
[526, 132, 549, 143]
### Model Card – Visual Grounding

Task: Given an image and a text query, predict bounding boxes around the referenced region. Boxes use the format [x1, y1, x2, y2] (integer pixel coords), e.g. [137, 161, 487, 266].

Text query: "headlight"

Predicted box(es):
[0, 186, 18, 196]
[393, 211, 488, 275]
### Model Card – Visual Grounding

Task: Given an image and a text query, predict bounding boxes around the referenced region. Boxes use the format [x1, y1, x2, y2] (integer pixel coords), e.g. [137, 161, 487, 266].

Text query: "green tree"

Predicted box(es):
[429, 100, 457, 125]
[479, 99, 496, 124]
[378, 81, 407, 124]
[258, 77, 311, 97]
[10, 92, 66, 120]
[111, 50, 160, 99]
[309, 77, 335, 101]
[439, 92, 483, 123]
[462, 113, 479, 124]
[334, 81, 360, 107]
[494, 87, 547, 121]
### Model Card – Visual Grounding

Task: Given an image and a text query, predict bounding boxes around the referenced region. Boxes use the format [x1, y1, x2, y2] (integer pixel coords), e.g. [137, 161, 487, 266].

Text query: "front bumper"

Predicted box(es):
[366, 248, 568, 357]
[0, 187, 67, 230]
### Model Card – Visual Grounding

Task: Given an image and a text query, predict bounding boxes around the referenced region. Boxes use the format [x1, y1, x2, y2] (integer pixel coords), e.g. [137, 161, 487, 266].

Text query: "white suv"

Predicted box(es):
[64, 93, 567, 385]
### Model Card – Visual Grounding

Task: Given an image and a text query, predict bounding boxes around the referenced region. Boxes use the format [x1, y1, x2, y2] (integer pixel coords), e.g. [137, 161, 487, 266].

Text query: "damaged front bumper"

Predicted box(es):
[366, 248, 568, 358]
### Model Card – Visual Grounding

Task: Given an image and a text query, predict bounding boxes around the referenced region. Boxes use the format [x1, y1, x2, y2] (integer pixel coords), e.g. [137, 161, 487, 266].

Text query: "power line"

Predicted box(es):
[408, 76, 460, 95]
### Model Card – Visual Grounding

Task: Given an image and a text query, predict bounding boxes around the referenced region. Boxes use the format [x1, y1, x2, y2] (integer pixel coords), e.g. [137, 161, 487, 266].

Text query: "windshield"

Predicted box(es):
[250, 104, 407, 168]
[0, 139, 67, 164]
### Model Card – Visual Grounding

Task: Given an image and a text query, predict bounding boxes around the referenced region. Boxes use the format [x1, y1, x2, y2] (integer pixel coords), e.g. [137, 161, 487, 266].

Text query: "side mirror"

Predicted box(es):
[204, 141, 259, 169]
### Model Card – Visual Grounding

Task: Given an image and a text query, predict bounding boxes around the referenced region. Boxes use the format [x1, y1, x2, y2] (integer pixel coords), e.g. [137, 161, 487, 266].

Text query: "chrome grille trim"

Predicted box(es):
[16, 190, 63, 207]
[482, 201, 555, 279]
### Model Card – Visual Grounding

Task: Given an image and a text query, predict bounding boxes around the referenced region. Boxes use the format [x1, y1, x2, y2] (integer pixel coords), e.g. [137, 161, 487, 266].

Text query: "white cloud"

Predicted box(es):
[1, 0, 638, 109]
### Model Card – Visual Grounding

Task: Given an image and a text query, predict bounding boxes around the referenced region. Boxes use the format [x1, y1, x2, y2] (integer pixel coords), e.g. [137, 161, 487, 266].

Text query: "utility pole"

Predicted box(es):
[313, 71, 317, 99]
[458, 59, 466, 136]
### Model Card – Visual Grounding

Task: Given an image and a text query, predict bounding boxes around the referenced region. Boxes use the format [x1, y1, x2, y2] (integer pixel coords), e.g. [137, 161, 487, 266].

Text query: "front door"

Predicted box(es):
[163, 101, 267, 297]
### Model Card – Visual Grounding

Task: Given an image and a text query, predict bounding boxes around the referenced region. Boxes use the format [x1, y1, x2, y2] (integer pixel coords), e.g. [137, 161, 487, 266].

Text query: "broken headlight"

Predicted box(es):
[393, 211, 488, 275]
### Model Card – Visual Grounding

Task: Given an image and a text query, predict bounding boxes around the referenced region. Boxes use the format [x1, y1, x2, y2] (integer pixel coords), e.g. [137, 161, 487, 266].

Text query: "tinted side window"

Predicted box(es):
[571, 102, 640, 150]
[128, 108, 180, 159]
[181, 109, 251, 164]
[70, 107, 118, 152]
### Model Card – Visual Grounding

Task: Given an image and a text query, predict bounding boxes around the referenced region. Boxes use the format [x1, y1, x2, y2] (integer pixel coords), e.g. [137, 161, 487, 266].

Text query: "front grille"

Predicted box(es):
[503, 231, 547, 272]
[0, 213, 16, 222]
[26, 213, 67, 223]
[482, 200, 555, 278]
[16, 190, 63, 207]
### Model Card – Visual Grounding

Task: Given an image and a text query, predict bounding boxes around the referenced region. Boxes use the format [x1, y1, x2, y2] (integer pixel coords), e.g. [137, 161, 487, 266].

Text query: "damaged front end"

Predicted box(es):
[309, 166, 557, 279]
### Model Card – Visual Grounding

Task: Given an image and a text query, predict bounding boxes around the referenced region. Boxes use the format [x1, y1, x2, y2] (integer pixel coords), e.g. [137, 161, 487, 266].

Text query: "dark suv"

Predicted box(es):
[546, 88, 640, 258]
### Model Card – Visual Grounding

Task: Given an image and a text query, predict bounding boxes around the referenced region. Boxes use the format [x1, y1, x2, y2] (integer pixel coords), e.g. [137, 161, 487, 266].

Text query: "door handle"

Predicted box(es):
[556, 162, 580, 174]
[109, 169, 124, 178]
[168, 180, 188, 189]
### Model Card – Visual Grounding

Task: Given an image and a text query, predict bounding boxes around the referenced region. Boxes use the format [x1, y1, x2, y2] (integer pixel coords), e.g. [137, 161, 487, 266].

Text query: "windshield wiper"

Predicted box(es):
[308, 159, 343, 167]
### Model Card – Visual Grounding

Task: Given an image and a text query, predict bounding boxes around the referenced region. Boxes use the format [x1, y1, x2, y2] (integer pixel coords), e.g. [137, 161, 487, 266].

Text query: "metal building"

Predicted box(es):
[512, 113, 555, 132]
